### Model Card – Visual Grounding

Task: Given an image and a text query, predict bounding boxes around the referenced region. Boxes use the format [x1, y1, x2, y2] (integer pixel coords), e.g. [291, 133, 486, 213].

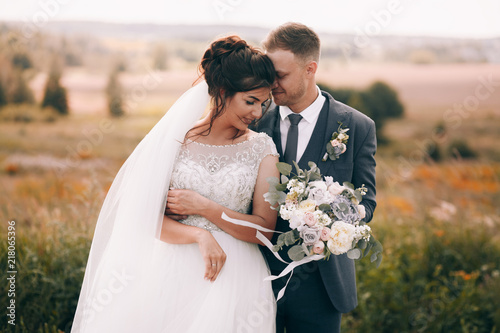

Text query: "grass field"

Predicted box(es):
[1, 62, 499, 332]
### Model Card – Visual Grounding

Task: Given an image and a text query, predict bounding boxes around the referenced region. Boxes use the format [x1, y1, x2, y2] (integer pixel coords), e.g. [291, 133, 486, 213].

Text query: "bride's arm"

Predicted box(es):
[160, 216, 226, 282]
[167, 154, 279, 245]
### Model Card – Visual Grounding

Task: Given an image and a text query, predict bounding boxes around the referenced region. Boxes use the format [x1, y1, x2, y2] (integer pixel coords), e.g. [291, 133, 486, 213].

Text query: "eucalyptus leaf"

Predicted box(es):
[272, 245, 281, 252]
[266, 176, 279, 187]
[276, 183, 288, 192]
[363, 242, 373, 257]
[293, 161, 303, 177]
[370, 253, 378, 263]
[343, 182, 355, 190]
[281, 175, 289, 183]
[354, 191, 362, 203]
[326, 143, 334, 155]
[347, 248, 361, 260]
[276, 233, 286, 247]
[288, 245, 306, 261]
[358, 238, 367, 250]
[319, 204, 332, 212]
[284, 231, 298, 246]
[375, 254, 383, 268]
[276, 162, 292, 176]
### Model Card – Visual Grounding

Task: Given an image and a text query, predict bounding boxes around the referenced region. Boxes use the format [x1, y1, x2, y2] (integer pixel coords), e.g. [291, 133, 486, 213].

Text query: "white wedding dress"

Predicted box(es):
[144, 132, 278, 332]
[71, 82, 278, 333]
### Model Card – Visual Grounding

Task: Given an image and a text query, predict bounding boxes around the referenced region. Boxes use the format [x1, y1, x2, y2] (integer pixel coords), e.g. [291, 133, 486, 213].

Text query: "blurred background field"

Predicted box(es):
[0, 15, 500, 333]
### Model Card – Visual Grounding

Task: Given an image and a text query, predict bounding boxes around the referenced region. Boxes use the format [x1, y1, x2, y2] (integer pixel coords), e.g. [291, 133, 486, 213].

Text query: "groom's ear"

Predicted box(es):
[305, 61, 318, 76]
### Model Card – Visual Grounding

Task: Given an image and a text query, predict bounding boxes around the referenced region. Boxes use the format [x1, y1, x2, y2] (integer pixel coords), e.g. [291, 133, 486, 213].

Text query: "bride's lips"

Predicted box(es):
[241, 117, 254, 125]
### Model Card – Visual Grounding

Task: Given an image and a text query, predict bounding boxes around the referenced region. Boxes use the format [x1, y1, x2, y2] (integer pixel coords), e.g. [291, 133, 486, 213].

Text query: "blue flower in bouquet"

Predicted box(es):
[330, 196, 361, 225]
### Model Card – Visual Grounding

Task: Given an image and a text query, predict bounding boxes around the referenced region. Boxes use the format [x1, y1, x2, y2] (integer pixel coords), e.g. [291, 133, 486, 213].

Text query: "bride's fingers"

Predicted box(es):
[212, 256, 226, 281]
[204, 259, 217, 281]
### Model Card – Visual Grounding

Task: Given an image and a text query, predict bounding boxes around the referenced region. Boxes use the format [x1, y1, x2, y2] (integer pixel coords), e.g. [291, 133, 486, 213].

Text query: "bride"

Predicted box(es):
[71, 36, 279, 332]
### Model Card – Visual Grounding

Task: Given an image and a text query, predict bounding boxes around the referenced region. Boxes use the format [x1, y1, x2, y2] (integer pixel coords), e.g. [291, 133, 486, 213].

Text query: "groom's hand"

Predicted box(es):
[164, 205, 188, 221]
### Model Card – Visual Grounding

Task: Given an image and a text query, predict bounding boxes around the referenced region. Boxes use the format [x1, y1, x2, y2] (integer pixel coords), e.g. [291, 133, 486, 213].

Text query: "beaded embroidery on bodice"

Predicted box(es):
[170, 132, 278, 232]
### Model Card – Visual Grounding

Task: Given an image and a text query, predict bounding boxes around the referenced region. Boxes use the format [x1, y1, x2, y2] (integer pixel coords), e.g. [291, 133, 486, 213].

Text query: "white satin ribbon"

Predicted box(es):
[221, 212, 326, 300]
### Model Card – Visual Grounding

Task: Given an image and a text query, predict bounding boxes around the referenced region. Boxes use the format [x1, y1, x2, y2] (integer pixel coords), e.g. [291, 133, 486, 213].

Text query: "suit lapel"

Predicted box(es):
[314, 92, 350, 175]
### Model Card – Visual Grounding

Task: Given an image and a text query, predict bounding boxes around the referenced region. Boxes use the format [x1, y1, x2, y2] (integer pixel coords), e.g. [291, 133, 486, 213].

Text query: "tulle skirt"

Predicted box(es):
[148, 231, 276, 332]
[78, 231, 276, 332]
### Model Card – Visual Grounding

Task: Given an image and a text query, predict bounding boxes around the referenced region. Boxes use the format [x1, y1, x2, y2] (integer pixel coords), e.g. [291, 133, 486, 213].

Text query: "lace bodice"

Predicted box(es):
[170, 132, 278, 232]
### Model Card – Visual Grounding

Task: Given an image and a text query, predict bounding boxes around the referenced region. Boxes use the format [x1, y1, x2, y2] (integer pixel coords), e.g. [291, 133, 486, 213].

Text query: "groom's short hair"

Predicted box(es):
[263, 22, 320, 64]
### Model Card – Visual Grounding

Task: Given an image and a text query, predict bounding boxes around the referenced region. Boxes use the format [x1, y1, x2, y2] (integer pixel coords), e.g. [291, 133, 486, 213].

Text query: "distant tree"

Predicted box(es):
[318, 81, 405, 144]
[106, 69, 125, 117]
[365, 81, 404, 119]
[11, 70, 35, 104]
[12, 52, 33, 70]
[41, 62, 69, 115]
[449, 140, 477, 159]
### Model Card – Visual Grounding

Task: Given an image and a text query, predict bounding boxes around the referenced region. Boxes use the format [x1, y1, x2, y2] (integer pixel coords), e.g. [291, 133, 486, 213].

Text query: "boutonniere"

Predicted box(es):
[322, 122, 349, 161]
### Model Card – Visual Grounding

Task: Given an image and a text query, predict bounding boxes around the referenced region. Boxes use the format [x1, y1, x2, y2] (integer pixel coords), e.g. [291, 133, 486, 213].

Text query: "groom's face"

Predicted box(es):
[266, 49, 308, 111]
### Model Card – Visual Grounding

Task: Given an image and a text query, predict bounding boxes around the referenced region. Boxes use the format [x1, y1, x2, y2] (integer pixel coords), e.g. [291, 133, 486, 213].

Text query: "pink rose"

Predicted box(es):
[320, 227, 331, 241]
[331, 140, 341, 148]
[328, 182, 344, 196]
[304, 212, 317, 226]
[357, 205, 366, 219]
[340, 143, 347, 154]
[313, 241, 325, 254]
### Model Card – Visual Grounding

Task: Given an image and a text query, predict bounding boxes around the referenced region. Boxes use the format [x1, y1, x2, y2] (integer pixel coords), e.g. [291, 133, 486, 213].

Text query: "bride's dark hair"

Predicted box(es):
[192, 35, 276, 139]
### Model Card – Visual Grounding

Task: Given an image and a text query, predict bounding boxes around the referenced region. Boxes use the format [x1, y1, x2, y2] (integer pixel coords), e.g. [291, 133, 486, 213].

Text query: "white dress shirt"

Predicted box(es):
[279, 86, 326, 162]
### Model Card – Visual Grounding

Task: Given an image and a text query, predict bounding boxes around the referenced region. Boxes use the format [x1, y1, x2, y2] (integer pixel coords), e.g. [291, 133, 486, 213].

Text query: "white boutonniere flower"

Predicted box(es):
[322, 122, 349, 161]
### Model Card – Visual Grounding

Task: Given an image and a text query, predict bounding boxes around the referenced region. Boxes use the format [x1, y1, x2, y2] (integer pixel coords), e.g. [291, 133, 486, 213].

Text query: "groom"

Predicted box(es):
[251, 22, 377, 333]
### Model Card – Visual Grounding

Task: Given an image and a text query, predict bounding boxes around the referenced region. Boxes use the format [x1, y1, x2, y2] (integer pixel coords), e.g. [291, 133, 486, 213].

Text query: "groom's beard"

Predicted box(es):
[272, 80, 306, 107]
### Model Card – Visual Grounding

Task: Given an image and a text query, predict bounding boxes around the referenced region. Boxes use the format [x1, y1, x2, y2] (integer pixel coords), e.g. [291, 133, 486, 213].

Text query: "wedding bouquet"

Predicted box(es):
[264, 161, 383, 267]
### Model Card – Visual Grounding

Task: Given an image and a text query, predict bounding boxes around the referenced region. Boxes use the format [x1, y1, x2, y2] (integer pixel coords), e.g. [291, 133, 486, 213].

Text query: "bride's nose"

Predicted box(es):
[251, 105, 263, 119]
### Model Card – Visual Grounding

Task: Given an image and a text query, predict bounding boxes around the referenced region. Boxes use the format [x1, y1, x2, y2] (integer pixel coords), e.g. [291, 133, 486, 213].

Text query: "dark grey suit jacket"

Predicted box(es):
[251, 90, 377, 313]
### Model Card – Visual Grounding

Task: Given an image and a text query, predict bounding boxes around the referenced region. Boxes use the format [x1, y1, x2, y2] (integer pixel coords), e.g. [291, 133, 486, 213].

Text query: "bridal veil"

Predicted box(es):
[71, 81, 209, 332]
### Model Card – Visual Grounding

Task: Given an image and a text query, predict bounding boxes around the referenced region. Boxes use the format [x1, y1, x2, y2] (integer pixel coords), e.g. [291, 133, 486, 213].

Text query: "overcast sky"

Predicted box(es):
[1, 0, 499, 38]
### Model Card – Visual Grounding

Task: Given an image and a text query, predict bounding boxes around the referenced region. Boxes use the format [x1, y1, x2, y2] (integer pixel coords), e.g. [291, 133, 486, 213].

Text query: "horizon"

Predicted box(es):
[1, 0, 500, 39]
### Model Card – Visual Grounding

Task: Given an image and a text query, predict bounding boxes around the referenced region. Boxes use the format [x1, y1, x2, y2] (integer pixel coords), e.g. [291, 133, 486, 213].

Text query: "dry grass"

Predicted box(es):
[1, 63, 499, 332]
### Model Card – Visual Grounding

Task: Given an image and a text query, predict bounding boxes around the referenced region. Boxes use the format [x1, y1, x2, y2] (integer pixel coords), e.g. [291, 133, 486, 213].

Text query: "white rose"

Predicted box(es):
[298, 199, 316, 213]
[280, 206, 293, 220]
[308, 187, 332, 206]
[327, 221, 355, 255]
[357, 205, 366, 219]
[328, 182, 345, 196]
[309, 180, 327, 191]
[337, 133, 346, 141]
[289, 209, 305, 229]
[324, 176, 334, 187]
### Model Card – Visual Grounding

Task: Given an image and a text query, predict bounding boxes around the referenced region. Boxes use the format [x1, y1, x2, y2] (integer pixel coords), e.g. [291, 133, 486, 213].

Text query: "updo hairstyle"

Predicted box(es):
[195, 35, 276, 138]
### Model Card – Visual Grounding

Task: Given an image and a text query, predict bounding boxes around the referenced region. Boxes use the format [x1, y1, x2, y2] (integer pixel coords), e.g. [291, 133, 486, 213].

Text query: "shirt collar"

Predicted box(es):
[279, 86, 325, 123]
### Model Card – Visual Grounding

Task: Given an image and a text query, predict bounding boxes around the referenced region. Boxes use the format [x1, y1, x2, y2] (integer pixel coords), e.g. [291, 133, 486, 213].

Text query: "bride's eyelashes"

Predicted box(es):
[246, 100, 256, 105]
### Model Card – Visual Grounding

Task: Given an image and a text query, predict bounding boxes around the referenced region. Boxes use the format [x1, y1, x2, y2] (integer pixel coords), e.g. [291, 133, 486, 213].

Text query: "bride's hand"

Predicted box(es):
[167, 189, 209, 216]
[196, 230, 226, 282]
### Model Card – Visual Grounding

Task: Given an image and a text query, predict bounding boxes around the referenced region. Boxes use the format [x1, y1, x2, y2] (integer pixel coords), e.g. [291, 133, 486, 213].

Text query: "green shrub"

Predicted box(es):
[318, 81, 405, 144]
[449, 139, 477, 159]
